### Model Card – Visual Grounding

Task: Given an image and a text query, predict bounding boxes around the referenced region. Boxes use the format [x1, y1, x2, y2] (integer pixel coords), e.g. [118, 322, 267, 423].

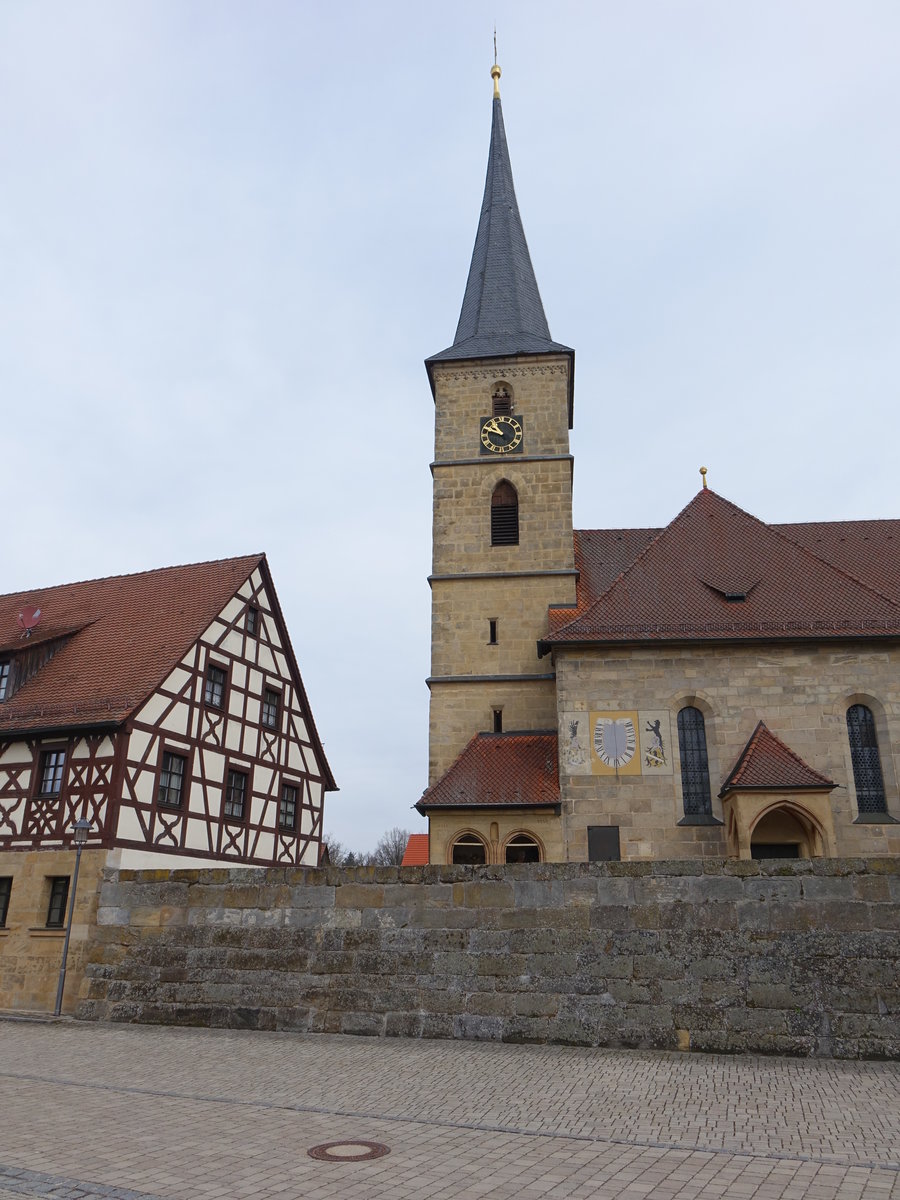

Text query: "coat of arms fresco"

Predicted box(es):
[560, 710, 673, 777]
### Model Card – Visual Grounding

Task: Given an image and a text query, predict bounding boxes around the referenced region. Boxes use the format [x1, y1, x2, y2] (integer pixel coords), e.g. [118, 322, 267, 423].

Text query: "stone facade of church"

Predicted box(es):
[417, 66, 900, 866]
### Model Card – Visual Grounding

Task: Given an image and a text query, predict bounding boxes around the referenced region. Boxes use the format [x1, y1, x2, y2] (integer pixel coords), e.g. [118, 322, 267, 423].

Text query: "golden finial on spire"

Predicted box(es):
[491, 27, 501, 98]
[699, 466, 708, 489]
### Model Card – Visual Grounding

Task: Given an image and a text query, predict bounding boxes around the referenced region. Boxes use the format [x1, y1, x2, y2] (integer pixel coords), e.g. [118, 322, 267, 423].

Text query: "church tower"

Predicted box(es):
[424, 62, 576, 787]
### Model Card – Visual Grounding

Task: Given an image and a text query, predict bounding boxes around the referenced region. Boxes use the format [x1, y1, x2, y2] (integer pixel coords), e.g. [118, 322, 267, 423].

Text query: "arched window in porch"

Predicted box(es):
[451, 832, 487, 865]
[504, 833, 541, 863]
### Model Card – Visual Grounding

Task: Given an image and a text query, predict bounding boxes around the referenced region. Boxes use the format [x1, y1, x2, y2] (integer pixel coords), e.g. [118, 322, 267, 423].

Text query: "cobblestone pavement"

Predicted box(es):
[0, 1020, 898, 1200]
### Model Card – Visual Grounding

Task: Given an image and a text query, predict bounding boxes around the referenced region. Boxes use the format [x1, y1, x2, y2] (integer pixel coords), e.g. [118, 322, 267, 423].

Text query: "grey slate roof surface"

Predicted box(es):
[428, 95, 572, 365]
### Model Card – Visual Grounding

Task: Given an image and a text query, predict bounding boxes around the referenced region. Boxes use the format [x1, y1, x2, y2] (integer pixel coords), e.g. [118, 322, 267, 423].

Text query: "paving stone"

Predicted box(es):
[1, 1022, 899, 1199]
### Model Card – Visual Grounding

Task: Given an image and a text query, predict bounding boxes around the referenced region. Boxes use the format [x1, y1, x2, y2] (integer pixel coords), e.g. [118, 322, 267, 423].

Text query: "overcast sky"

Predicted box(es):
[2, 2, 898, 853]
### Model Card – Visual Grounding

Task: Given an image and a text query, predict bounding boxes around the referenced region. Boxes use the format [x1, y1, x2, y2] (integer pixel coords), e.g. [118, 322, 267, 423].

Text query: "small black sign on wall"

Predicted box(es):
[588, 825, 621, 862]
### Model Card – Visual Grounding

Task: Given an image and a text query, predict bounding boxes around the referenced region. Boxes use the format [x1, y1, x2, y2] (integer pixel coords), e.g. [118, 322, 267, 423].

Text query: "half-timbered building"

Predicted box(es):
[0, 554, 335, 1011]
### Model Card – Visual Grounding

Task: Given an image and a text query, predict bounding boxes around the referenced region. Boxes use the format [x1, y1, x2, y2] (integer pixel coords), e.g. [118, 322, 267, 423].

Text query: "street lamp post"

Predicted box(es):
[54, 818, 92, 1017]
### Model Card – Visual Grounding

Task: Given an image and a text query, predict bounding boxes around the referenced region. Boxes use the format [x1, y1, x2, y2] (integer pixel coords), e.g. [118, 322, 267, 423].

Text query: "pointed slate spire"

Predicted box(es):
[427, 64, 573, 367]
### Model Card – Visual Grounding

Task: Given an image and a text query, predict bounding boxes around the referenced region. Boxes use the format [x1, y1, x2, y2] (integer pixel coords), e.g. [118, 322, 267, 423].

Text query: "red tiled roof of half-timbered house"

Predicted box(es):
[543, 488, 900, 649]
[719, 721, 836, 797]
[0, 556, 336, 790]
[417, 732, 560, 812]
[400, 832, 430, 865]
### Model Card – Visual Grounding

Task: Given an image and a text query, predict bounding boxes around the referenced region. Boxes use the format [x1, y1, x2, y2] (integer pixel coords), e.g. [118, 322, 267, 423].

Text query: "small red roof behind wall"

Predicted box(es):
[401, 833, 430, 866]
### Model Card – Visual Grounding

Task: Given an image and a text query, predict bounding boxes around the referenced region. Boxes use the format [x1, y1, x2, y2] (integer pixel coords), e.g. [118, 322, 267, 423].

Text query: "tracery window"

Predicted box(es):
[491, 481, 519, 546]
[677, 707, 712, 819]
[846, 704, 888, 814]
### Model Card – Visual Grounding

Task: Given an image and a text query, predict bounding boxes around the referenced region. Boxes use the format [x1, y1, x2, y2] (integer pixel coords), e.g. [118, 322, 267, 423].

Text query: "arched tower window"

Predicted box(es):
[491, 481, 519, 546]
[492, 382, 512, 416]
[846, 704, 887, 814]
[677, 706, 712, 818]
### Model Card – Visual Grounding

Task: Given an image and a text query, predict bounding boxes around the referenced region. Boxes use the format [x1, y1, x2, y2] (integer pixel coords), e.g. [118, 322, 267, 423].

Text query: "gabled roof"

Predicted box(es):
[544, 488, 900, 648]
[417, 731, 560, 812]
[0, 556, 336, 789]
[400, 832, 430, 866]
[776, 519, 900, 605]
[720, 722, 836, 796]
[426, 74, 572, 380]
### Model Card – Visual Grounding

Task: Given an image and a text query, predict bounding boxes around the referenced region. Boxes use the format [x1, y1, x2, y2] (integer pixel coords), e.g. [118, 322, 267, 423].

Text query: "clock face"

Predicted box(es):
[480, 414, 523, 454]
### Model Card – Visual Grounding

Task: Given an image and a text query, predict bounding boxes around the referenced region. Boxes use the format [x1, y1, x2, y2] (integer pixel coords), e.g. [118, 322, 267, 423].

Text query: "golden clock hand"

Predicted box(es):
[484, 418, 503, 435]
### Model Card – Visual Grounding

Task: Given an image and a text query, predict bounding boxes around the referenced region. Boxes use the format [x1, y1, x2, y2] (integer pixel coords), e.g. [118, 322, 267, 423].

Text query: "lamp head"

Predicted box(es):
[73, 818, 92, 847]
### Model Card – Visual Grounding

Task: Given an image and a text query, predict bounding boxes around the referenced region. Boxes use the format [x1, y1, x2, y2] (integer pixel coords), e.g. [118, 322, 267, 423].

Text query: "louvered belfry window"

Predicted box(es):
[846, 704, 887, 814]
[677, 706, 712, 817]
[492, 385, 512, 416]
[491, 481, 519, 546]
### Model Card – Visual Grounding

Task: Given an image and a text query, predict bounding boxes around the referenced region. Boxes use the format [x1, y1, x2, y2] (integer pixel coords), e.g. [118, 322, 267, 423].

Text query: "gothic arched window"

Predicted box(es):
[491, 481, 519, 546]
[677, 706, 712, 819]
[504, 833, 541, 863]
[451, 832, 487, 865]
[846, 704, 887, 814]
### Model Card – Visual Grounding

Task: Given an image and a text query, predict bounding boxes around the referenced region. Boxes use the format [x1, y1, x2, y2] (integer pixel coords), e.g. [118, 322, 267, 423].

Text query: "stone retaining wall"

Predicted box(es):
[77, 858, 900, 1058]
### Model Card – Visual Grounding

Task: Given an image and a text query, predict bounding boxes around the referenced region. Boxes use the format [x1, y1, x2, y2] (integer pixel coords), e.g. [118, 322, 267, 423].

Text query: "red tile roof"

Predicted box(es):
[545, 489, 900, 646]
[400, 833, 430, 866]
[417, 732, 560, 811]
[720, 722, 836, 795]
[776, 519, 900, 605]
[0, 555, 262, 732]
[573, 527, 661, 614]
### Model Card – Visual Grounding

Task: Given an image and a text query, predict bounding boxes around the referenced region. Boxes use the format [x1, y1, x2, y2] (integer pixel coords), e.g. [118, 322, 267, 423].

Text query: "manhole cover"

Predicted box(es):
[307, 1140, 390, 1163]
